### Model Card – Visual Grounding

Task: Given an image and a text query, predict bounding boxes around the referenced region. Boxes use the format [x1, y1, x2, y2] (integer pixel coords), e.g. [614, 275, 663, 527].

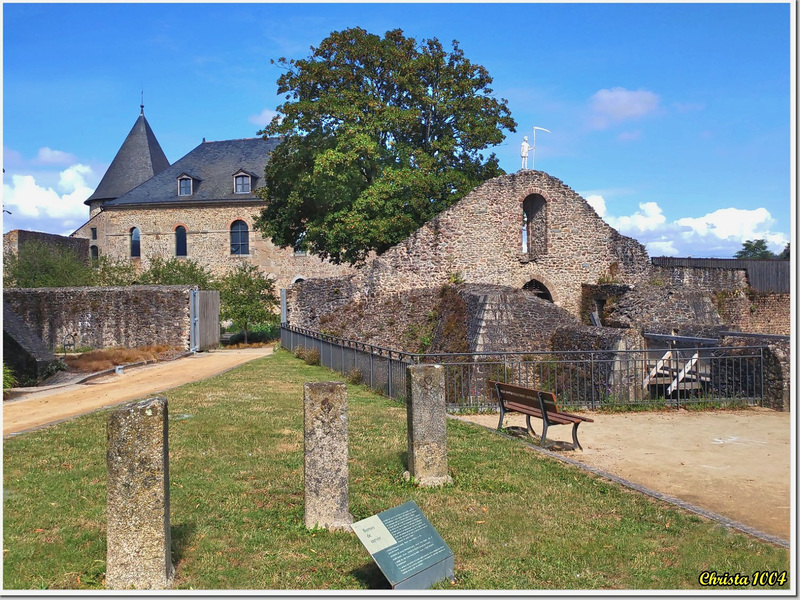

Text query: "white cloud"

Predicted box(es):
[34, 147, 77, 166]
[584, 194, 788, 257]
[606, 201, 666, 233]
[249, 108, 280, 127]
[645, 240, 679, 256]
[585, 194, 606, 217]
[3, 164, 94, 220]
[589, 87, 660, 130]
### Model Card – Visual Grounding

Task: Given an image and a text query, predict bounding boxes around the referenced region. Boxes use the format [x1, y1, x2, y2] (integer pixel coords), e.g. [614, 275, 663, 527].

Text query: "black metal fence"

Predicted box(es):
[281, 325, 765, 412]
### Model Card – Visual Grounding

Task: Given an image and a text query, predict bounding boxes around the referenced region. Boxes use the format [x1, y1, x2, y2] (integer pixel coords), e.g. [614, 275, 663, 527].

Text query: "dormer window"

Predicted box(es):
[178, 176, 193, 196]
[235, 175, 251, 194]
[233, 170, 254, 194]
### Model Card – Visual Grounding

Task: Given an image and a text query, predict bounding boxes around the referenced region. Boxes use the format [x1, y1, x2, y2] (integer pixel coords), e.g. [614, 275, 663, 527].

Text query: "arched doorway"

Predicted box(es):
[523, 278, 553, 302]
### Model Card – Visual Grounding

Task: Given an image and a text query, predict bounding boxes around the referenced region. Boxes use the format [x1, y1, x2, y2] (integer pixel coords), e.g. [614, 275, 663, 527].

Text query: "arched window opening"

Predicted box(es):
[90, 245, 99, 263]
[522, 194, 547, 257]
[292, 277, 305, 285]
[175, 226, 187, 257]
[130, 227, 141, 258]
[230, 220, 249, 255]
[523, 279, 553, 302]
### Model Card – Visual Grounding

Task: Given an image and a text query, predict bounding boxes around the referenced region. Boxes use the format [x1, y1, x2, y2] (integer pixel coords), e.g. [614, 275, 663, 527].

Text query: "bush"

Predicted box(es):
[3, 363, 18, 396]
[346, 368, 364, 385]
[292, 346, 321, 366]
[139, 257, 215, 288]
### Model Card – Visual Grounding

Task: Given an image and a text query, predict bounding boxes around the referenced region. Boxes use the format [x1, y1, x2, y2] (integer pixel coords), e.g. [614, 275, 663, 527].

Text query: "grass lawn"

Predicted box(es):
[3, 349, 790, 590]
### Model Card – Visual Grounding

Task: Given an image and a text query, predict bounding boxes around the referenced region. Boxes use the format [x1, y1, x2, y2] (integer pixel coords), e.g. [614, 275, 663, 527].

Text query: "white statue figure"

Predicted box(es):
[520, 136, 532, 170]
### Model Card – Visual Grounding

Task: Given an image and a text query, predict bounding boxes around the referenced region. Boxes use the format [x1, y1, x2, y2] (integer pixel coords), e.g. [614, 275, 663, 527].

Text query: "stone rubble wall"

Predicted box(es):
[4, 229, 90, 260]
[714, 291, 791, 336]
[339, 170, 652, 318]
[3, 286, 197, 351]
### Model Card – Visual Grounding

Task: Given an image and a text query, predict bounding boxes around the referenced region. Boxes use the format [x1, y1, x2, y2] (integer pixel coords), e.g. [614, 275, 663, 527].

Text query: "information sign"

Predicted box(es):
[351, 501, 454, 590]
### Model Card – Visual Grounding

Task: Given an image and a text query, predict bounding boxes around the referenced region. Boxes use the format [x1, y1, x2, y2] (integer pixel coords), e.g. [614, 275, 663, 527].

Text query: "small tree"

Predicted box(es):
[139, 256, 215, 288]
[3, 240, 93, 288]
[218, 263, 278, 343]
[778, 243, 790, 260]
[734, 239, 776, 260]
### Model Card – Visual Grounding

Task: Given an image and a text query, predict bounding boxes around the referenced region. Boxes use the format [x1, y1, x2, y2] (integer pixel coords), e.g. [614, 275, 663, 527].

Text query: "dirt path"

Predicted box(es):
[3, 347, 274, 437]
[458, 409, 791, 541]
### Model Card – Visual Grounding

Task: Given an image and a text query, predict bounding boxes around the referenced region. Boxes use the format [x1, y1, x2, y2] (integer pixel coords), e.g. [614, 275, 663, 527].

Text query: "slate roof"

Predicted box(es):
[103, 137, 281, 207]
[85, 108, 170, 205]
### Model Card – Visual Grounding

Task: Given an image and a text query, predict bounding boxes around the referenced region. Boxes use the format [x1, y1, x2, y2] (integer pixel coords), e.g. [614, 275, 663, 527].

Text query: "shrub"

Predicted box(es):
[302, 347, 321, 366]
[3, 363, 18, 396]
[346, 368, 364, 385]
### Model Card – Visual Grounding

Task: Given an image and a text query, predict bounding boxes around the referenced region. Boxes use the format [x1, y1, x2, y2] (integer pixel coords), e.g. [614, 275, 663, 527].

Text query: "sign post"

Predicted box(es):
[351, 501, 454, 590]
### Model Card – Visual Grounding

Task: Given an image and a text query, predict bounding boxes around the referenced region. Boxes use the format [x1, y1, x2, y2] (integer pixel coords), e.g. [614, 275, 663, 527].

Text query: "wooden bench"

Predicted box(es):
[489, 381, 594, 450]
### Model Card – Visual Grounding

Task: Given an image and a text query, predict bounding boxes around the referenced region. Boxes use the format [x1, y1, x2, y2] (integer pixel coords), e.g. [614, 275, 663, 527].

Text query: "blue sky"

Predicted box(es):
[3, 2, 794, 257]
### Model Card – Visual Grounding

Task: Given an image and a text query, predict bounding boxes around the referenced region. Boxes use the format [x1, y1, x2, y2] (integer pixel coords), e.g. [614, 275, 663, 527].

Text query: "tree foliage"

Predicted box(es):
[138, 257, 214, 288]
[734, 239, 777, 260]
[255, 27, 517, 265]
[778, 243, 790, 260]
[218, 263, 278, 343]
[3, 240, 94, 288]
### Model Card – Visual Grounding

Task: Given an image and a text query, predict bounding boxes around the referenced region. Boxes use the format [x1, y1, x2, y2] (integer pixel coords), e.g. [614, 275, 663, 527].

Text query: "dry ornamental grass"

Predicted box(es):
[64, 346, 183, 373]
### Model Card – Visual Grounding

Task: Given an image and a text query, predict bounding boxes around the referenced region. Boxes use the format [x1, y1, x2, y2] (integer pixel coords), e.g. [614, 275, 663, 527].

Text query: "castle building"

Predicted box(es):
[71, 107, 354, 289]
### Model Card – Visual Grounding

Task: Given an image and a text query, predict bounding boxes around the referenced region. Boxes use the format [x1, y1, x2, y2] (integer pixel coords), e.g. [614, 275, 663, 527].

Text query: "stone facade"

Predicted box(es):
[73, 202, 353, 292]
[4, 286, 199, 351]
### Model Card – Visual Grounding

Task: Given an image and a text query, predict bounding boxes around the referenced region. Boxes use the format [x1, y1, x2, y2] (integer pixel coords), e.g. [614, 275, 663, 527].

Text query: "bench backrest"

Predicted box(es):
[490, 381, 561, 414]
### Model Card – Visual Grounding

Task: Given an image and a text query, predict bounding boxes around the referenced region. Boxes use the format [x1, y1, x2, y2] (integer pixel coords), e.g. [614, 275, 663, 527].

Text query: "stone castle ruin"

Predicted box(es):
[285, 169, 790, 410]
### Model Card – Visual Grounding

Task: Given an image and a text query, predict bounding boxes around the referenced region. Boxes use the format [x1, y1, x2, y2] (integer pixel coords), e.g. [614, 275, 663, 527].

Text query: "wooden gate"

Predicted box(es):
[189, 289, 220, 351]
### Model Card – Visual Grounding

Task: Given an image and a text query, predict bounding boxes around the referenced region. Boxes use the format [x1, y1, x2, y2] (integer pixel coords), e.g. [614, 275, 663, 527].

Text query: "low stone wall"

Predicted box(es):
[715, 291, 790, 336]
[719, 336, 791, 411]
[3, 286, 195, 351]
[650, 265, 748, 293]
[4, 229, 90, 260]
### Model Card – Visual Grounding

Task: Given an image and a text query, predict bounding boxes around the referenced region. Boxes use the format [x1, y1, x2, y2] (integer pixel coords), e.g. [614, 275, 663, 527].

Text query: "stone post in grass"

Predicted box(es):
[303, 381, 353, 531]
[106, 396, 174, 589]
[404, 364, 453, 486]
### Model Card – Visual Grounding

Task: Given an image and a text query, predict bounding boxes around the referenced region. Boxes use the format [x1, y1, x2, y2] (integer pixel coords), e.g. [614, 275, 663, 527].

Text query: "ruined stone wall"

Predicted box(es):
[286, 276, 358, 330]
[4, 286, 196, 351]
[714, 291, 791, 336]
[650, 265, 749, 292]
[458, 285, 578, 353]
[72, 203, 354, 291]
[344, 170, 651, 318]
[719, 336, 791, 411]
[4, 229, 90, 260]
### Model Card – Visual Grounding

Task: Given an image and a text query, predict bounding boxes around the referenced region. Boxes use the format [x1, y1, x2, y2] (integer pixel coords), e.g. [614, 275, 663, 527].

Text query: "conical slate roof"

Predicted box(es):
[84, 107, 170, 205]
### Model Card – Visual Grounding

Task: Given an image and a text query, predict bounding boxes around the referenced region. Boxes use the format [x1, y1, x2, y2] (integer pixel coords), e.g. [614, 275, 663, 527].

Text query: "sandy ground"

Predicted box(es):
[458, 409, 792, 541]
[3, 346, 274, 437]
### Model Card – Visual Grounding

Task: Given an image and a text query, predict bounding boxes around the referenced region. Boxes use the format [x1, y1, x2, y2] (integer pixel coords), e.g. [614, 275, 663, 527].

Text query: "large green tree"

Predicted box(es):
[255, 27, 517, 265]
[734, 239, 777, 260]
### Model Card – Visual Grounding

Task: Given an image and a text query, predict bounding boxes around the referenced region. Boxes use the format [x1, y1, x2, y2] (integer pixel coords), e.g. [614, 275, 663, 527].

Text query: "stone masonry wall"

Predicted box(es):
[4, 229, 90, 260]
[72, 202, 355, 291]
[714, 291, 791, 336]
[4, 286, 196, 351]
[292, 170, 651, 322]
